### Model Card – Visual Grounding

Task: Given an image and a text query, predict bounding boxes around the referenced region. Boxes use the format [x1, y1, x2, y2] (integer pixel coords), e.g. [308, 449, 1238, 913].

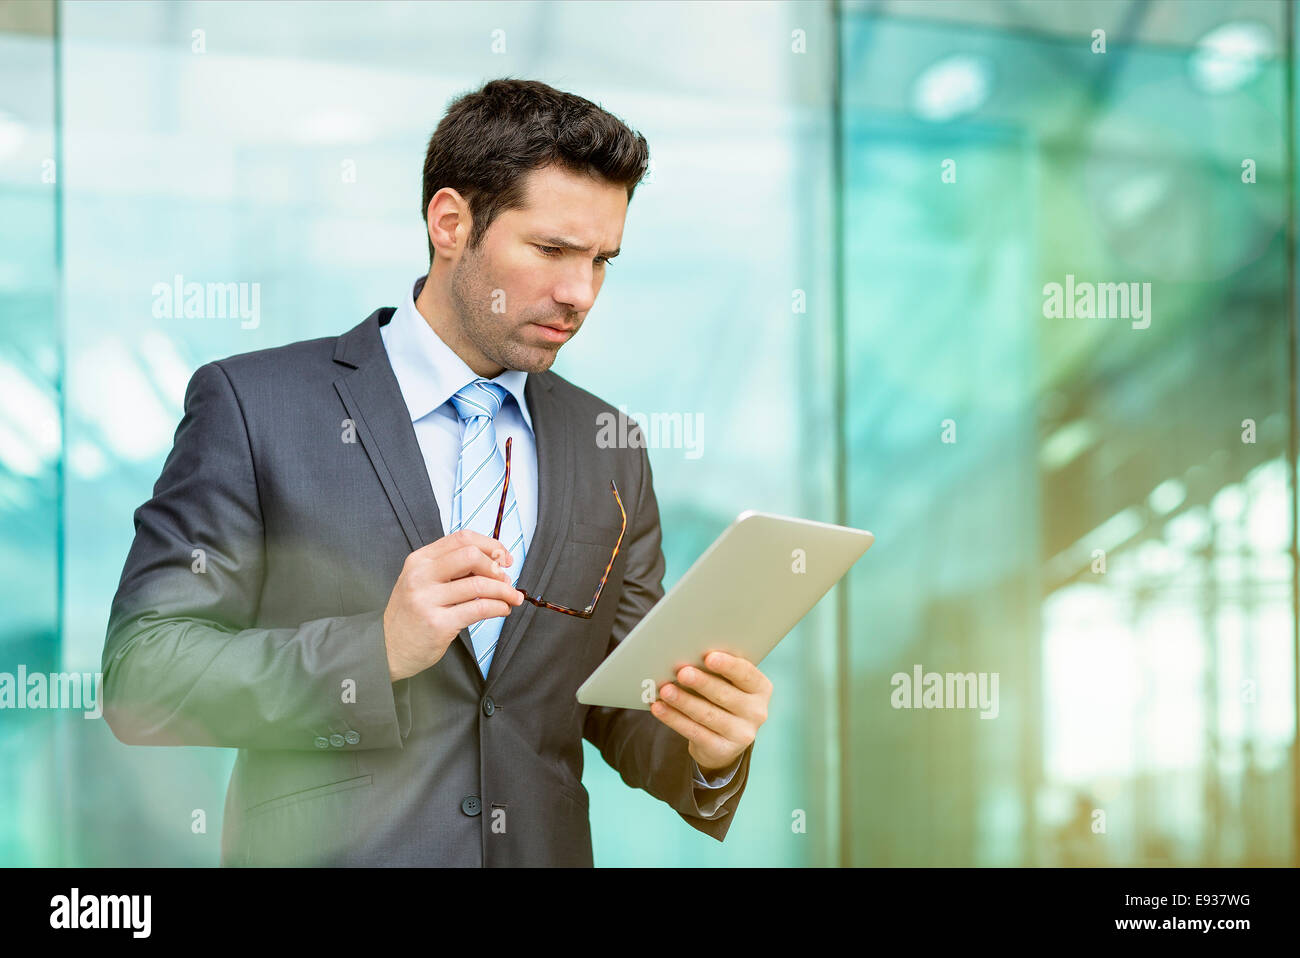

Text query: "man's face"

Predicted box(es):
[448, 163, 627, 374]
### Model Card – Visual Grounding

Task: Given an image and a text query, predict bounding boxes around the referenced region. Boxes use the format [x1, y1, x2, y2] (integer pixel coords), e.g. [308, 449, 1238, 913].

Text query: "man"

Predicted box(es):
[102, 78, 771, 866]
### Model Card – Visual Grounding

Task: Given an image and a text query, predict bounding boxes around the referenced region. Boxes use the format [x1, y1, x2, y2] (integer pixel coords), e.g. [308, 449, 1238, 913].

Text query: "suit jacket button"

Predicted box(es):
[482, 696, 495, 716]
[329, 733, 345, 748]
[461, 795, 481, 816]
[344, 730, 360, 745]
[313, 736, 330, 749]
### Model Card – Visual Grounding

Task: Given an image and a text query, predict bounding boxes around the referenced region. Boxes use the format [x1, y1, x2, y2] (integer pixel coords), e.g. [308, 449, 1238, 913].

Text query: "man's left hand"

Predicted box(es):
[649, 650, 772, 774]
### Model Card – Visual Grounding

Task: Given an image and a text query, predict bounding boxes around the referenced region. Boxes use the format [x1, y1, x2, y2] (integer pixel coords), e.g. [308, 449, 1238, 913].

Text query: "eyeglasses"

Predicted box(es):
[492, 436, 626, 618]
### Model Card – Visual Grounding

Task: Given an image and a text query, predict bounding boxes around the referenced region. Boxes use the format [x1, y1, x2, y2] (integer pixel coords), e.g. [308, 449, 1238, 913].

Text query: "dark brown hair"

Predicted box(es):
[421, 77, 650, 261]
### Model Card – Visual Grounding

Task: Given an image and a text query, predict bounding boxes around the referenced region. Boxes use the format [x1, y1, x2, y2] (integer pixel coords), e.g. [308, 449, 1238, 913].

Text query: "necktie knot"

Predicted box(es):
[449, 379, 508, 422]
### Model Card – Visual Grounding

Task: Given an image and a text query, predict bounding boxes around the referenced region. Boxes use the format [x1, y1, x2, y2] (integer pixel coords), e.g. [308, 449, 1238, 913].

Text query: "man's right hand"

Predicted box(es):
[382, 529, 525, 682]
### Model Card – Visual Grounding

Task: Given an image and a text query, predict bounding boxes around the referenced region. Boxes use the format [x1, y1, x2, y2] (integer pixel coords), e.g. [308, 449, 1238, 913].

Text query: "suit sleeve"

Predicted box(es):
[102, 361, 410, 752]
[581, 432, 753, 841]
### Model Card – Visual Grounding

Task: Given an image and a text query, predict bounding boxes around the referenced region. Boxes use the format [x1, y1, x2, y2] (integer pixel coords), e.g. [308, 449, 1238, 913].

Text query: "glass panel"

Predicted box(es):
[841, 0, 1295, 866]
[0, 0, 60, 867]
[44, 0, 838, 865]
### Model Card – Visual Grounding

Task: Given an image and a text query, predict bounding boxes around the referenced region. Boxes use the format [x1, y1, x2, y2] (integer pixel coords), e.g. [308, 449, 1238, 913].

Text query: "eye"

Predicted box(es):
[595, 256, 612, 268]
[535, 245, 562, 257]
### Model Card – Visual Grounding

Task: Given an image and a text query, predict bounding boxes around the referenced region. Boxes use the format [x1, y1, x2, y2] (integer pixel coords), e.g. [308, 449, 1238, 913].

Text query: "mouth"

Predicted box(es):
[529, 322, 575, 343]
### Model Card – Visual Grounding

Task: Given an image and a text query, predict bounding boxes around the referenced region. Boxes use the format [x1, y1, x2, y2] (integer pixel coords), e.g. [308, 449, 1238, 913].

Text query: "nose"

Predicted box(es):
[553, 265, 598, 315]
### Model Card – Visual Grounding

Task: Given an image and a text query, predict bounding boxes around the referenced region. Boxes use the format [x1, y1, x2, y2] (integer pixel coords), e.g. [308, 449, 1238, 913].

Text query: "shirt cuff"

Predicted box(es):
[691, 754, 742, 789]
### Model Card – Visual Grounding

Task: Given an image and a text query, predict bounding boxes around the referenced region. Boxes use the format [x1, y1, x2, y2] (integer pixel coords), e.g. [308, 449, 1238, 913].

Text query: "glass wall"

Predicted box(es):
[3, 0, 838, 867]
[0, 0, 61, 867]
[0, 0, 1295, 867]
[842, 0, 1296, 865]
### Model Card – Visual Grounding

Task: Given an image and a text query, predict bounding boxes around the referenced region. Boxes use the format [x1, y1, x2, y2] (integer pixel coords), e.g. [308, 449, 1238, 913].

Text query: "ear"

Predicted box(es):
[427, 188, 470, 258]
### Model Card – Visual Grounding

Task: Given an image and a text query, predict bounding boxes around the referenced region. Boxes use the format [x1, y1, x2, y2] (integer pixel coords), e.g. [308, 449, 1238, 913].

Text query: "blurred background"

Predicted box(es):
[0, 0, 1296, 866]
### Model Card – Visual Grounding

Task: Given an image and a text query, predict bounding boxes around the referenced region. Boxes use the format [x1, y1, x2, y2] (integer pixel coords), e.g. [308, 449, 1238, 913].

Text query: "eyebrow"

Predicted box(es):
[534, 235, 621, 258]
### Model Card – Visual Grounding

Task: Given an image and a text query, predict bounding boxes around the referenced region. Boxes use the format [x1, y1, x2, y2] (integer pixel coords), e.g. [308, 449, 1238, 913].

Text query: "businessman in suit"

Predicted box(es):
[102, 78, 771, 866]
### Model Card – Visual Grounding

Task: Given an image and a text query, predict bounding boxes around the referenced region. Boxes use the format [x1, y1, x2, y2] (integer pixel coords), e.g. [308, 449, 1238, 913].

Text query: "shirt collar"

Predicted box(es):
[382, 276, 532, 431]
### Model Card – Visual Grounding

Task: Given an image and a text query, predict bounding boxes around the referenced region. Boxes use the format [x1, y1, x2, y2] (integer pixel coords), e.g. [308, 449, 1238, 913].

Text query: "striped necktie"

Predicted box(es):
[447, 379, 527, 677]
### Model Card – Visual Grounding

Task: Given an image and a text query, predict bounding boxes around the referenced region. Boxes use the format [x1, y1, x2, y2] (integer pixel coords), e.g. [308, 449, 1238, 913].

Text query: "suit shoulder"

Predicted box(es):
[207, 333, 339, 382]
[541, 368, 626, 422]
[540, 370, 656, 475]
[209, 330, 340, 371]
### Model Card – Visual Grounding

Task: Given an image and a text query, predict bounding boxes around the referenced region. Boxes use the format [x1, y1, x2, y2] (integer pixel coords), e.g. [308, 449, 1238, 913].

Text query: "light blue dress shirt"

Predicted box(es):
[380, 278, 741, 796]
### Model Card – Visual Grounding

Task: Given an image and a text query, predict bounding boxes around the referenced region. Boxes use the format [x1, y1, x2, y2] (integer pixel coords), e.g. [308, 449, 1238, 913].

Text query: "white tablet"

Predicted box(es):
[576, 510, 874, 710]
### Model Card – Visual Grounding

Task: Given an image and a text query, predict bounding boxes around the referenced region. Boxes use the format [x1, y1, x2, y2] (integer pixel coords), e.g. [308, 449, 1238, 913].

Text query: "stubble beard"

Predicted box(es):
[449, 245, 561, 375]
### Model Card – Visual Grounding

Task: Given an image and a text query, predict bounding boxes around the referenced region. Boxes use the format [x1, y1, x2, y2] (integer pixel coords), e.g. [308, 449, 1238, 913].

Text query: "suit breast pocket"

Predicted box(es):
[543, 526, 623, 614]
[569, 520, 623, 548]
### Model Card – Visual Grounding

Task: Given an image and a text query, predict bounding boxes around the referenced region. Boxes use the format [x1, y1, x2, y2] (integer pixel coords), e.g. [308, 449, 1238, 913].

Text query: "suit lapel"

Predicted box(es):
[331, 307, 575, 685]
[333, 308, 445, 550]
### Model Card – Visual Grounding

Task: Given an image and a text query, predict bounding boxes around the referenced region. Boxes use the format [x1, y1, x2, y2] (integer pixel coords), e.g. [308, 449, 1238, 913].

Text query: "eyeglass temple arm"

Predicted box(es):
[492, 437, 513, 541]
[584, 479, 626, 612]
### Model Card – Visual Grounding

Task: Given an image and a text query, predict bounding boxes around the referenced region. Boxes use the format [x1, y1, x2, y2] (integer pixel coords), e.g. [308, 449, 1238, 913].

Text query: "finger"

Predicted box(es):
[442, 596, 515, 633]
[649, 699, 732, 754]
[674, 665, 748, 716]
[659, 683, 748, 741]
[434, 575, 524, 609]
[434, 544, 514, 585]
[699, 651, 769, 695]
[423, 529, 515, 566]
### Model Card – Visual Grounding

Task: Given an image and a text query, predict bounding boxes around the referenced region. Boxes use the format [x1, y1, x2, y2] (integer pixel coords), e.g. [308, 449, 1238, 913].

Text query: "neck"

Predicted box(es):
[414, 270, 505, 379]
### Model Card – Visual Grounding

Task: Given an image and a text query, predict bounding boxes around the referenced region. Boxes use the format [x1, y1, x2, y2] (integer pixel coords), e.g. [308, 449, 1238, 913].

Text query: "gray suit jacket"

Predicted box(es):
[102, 305, 753, 866]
